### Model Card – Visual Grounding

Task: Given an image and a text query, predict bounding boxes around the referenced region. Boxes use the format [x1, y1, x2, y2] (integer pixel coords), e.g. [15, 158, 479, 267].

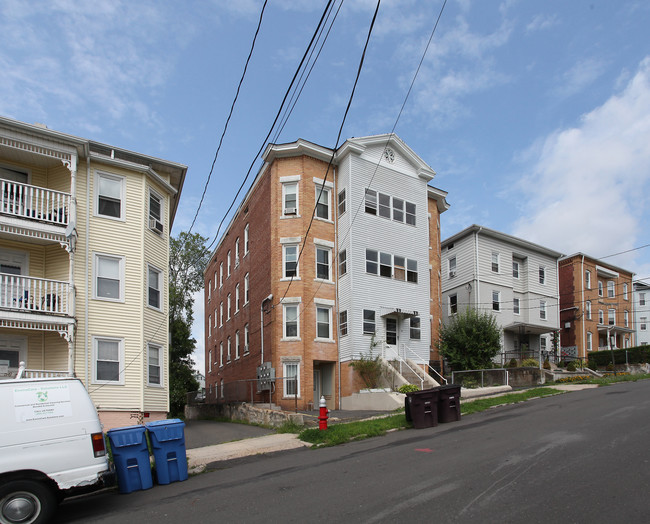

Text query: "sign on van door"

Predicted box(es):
[13, 383, 72, 422]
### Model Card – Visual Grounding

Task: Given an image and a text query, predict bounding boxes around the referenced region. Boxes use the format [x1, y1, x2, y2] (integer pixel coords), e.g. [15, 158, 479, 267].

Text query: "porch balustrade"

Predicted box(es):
[0, 273, 70, 315]
[1, 179, 70, 226]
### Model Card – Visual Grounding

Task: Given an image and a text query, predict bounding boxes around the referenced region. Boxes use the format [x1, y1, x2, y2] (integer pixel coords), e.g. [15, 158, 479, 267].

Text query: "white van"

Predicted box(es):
[0, 373, 113, 524]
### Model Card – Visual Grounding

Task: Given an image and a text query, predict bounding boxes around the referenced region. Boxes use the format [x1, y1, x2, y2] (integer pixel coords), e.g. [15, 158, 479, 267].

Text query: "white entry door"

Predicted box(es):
[384, 316, 399, 358]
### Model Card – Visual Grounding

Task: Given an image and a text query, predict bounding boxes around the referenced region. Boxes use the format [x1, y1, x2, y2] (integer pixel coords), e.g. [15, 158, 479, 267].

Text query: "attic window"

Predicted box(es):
[447, 243, 454, 250]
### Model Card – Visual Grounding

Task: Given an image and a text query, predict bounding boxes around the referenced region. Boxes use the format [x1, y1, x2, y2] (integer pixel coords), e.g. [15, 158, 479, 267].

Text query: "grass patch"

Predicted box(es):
[275, 420, 305, 434]
[548, 373, 650, 386]
[461, 387, 564, 415]
[298, 414, 408, 447]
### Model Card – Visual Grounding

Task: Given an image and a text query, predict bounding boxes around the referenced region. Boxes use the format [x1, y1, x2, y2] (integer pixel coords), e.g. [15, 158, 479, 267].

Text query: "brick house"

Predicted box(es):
[203, 134, 448, 410]
[559, 253, 635, 358]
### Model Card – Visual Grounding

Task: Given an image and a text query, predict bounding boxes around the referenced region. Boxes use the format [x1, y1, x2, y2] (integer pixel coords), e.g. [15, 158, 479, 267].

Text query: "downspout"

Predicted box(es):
[84, 155, 91, 388]
[260, 294, 273, 364]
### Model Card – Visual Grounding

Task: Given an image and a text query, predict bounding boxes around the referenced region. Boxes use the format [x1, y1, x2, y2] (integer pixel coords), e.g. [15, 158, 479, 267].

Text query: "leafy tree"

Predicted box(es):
[437, 309, 502, 371]
[168, 232, 209, 415]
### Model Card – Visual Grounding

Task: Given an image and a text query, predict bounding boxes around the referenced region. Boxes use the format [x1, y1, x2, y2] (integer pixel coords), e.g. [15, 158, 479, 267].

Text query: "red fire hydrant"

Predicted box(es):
[318, 396, 329, 430]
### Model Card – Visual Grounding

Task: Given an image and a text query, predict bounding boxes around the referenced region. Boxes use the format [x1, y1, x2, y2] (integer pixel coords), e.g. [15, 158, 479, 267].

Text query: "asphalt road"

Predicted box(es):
[55, 380, 650, 523]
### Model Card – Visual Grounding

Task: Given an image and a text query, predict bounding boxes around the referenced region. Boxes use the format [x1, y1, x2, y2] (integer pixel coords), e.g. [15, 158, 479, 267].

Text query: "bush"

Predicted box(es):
[397, 384, 420, 394]
[586, 361, 598, 371]
[543, 359, 551, 370]
[521, 358, 539, 367]
[566, 361, 577, 372]
[588, 346, 650, 367]
[507, 358, 518, 368]
[460, 376, 480, 389]
[350, 354, 385, 389]
[606, 362, 615, 371]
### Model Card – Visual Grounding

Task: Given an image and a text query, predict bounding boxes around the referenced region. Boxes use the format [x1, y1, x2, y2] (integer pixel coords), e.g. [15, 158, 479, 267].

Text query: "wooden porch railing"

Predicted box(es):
[0, 273, 70, 314]
[0, 179, 70, 226]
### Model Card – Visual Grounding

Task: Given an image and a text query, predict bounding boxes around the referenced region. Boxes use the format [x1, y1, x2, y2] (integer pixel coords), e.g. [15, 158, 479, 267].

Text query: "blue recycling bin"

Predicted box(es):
[145, 419, 188, 484]
[107, 425, 153, 494]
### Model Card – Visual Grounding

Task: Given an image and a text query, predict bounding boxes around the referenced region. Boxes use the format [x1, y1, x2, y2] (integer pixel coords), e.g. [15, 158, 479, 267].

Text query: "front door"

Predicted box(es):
[313, 369, 321, 409]
[384, 316, 398, 358]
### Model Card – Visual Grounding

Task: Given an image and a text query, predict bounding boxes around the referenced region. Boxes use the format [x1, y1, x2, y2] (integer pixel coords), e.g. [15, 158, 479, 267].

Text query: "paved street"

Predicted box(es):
[55, 380, 650, 523]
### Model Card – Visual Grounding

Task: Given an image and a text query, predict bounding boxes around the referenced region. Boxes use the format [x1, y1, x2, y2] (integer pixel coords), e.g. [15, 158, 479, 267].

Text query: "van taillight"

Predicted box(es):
[92, 432, 106, 457]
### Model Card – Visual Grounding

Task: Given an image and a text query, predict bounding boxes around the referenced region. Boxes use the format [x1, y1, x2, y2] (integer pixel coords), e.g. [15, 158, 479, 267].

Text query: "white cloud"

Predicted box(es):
[554, 58, 608, 99]
[525, 13, 559, 33]
[513, 56, 650, 272]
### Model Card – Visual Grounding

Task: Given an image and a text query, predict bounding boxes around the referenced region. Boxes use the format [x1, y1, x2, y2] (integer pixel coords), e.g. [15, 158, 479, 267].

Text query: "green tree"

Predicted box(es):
[168, 231, 209, 415]
[437, 309, 502, 371]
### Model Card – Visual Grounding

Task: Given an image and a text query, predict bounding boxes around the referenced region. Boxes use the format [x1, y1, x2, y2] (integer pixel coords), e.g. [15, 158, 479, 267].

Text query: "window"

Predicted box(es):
[623, 283, 628, 300]
[410, 317, 421, 340]
[394, 256, 406, 281]
[147, 266, 162, 310]
[598, 310, 604, 324]
[207, 281, 212, 303]
[586, 300, 592, 320]
[363, 309, 376, 334]
[283, 245, 298, 279]
[640, 293, 646, 306]
[492, 253, 499, 273]
[492, 291, 500, 311]
[208, 315, 211, 338]
[283, 183, 298, 215]
[283, 304, 299, 339]
[93, 336, 123, 384]
[512, 261, 519, 278]
[148, 189, 163, 233]
[227, 294, 231, 320]
[585, 270, 591, 289]
[540, 337, 547, 352]
[315, 187, 330, 220]
[366, 249, 378, 274]
[379, 252, 392, 278]
[338, 189, 346, 216]
[378, 193, 391, 218]
[539, 266, 546, 285]
[244, 273, 249, 304]
[244, 324, 250, 354]
[214, 309, 218, 329]
[235, 238, 240, 267]
[392, 197, 404, 222]
[219, 342, 223, 367]
[407, 259, 418, 283]
[208, 349, 212, 371]
[227, 251, 231, 277]
[148, 344, 162, 386]
[607, 280, 615, 298]
[587, 331, 593, 351]
[227, 337, 231, 362]
[598, 281, 603, 297]
[244, 224, 249, 255]
[96, 172, 124, 219]
[405, 202, 416, 226]
[449, 256, 457, 278]
[624, 310, 629, 327]
[219, 302, 223, 327]
[214, 271, 218, 290]
[365, 189, 377, 215]
[316, 306, 332, 339]
[513, 297, 520, 315]
[235, 331, 240, 359]
[641, 317, 647, 331]
[235, 284, 240, 313]
[339, 249, 347, 276]
[608, 309, 616, 326]
[540, 300, 547, 320]
[339, 311, 348, 337]
[449, 294, 458, 315]
[95, 254, 123, 301]
[316, 247, 331, 281]
[283, 361, 300, 397]
[219, 262, 223, 288]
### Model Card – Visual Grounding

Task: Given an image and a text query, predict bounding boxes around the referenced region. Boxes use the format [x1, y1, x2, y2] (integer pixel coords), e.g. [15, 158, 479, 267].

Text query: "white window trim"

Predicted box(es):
[282, 244, 300, 280]
[95, 171, 126, 221]
[540, 300, 547, 320]
[513, 297, 520, 315]
[448, 294, 458, 316]
[315, 305, 333, 342]
[492, 252, 499, 273]
[92, 335, 124, 385]
[282, 302, 301, 341]
[235, 283, 240, 313]
[147, 263, 163, 311]
[244, 273, 250, 305]
[314, 184, 332, 222]
[148, 187, 164, 234]
[93, 252, 125, 303]
[282, 359, 301, 399]
[235, 331, 240, 360]
[147, 343, 164, 387]
[219, 262, 223, 288]
[492, 290, 500, 312]
[244, 224, 250, 256]
[282, 181, 299, 218]
[315, 246, 333, 283]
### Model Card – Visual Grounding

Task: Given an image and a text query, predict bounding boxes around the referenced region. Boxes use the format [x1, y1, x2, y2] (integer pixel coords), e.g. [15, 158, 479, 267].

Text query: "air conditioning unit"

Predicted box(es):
[449, 270, 456, 278]
[284, 207, 296, 215]
[149, 218, 164, 234]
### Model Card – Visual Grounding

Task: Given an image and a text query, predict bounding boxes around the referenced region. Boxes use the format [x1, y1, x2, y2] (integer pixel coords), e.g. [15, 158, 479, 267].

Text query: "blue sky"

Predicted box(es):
[2, 0, 650, 371]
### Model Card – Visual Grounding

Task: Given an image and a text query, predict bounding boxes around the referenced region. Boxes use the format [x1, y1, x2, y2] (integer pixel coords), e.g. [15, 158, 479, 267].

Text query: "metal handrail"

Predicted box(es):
[401, 343, 448, 385]
[380, 343, 424, 390]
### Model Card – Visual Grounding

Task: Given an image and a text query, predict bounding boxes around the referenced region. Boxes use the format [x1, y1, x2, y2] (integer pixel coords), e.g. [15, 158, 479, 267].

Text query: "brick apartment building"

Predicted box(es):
[559, 253, 635, 358]
[203, 134, 448, 410]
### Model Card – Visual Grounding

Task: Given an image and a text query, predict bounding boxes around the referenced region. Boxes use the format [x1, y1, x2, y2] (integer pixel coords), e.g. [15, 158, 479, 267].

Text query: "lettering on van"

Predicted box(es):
[13, 383, 72, 422]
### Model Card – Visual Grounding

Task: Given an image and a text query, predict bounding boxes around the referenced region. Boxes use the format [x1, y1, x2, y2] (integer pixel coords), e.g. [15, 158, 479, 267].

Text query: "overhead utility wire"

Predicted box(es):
[205, 0, 337, 253]
[187, 0, 269, 235]
[276, 0, 382, 309]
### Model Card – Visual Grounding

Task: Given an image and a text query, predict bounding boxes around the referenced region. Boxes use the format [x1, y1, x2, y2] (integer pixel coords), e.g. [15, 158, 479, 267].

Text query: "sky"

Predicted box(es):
[2, 0, 650, 372]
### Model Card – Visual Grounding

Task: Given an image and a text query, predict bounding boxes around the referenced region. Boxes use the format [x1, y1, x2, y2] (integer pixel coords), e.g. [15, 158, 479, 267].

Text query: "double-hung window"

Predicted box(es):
[219, 262, 223, 287]
[392, 198, 405, 222]
[366, 249, 378, 275]
[148, 344, 162, 386]
[147, 265, 162, 310]
[235, 284, 240, 313]
[598, 281, 603, 297]
[316, 247, 331, 281]
[405, 202, 416, 225]
[513, 297, 520, 315]
[623, 282, 628, 300]
[339, 249, 347, 276]
[316, 306, 332, 340]
[227, 251, 231, 277]
[641, 317, 647, 331]
[608, 309, 616, 326]
[315, 186, 330, 220]
[227, 337, 231, 362]
[148, 189, 163, 233]
[378, 193, 391, 218]
[235, 331, 240, 359]
[607, 281, 615, 298]
[283, 245, 298, 278]
[394, 256, 406, 281]
[449, 294, 458, 315]
[95, 254, 124, 301]
[244, 324, 250, 354]
[491, 253, 499, 273]
[244, 224, 249, 255]
[540, 300, 547, 320]
[586, 331, 593, 351]
[283, 183, 298, 215]
[539, 266, 546, 285]
[94, 336, 123, 384]
[586, 300, 592, 319]
[96, 172, 124, 219]
[406, 259, 418, 283]
[227, 294, 231, 320]
[365, 189, 377, 215]
[379, 252, 392, 278]
[492, 291, 500, 312]
[235, 238, 240, 267]
[585, 270, 591, 289]
[363, 309, 376, 334]
[339, 311, 348, 336]
[283, 304, 299, 339]
[449, 256, 457, 278]
[283, 361, 300, 397]
[513, 260, 519, 278]
[598, 310, 604, 324]
[640, 293, 646, 306]
[244, 273, 250, 304]
[338, 189, 346, 216]
[409, 317, 421, 340]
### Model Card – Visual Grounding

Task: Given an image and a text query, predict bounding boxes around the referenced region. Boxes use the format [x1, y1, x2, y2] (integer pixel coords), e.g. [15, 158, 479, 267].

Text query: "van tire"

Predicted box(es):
[0, 480, 57, 524]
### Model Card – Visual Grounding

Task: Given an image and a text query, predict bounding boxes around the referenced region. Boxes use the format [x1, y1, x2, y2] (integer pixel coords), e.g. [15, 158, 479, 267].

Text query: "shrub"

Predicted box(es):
[586, 361, 598, 371]
[566, 361, 577, 372]
[350, 354, 385, 389]
[521, 358, 539, 367]
[397, 384, 420, 394]
[606, 362, 614, 371]
[543, 359, 551, 370]
[460, 376, 480, 389]
[507, 358, 518, 368]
